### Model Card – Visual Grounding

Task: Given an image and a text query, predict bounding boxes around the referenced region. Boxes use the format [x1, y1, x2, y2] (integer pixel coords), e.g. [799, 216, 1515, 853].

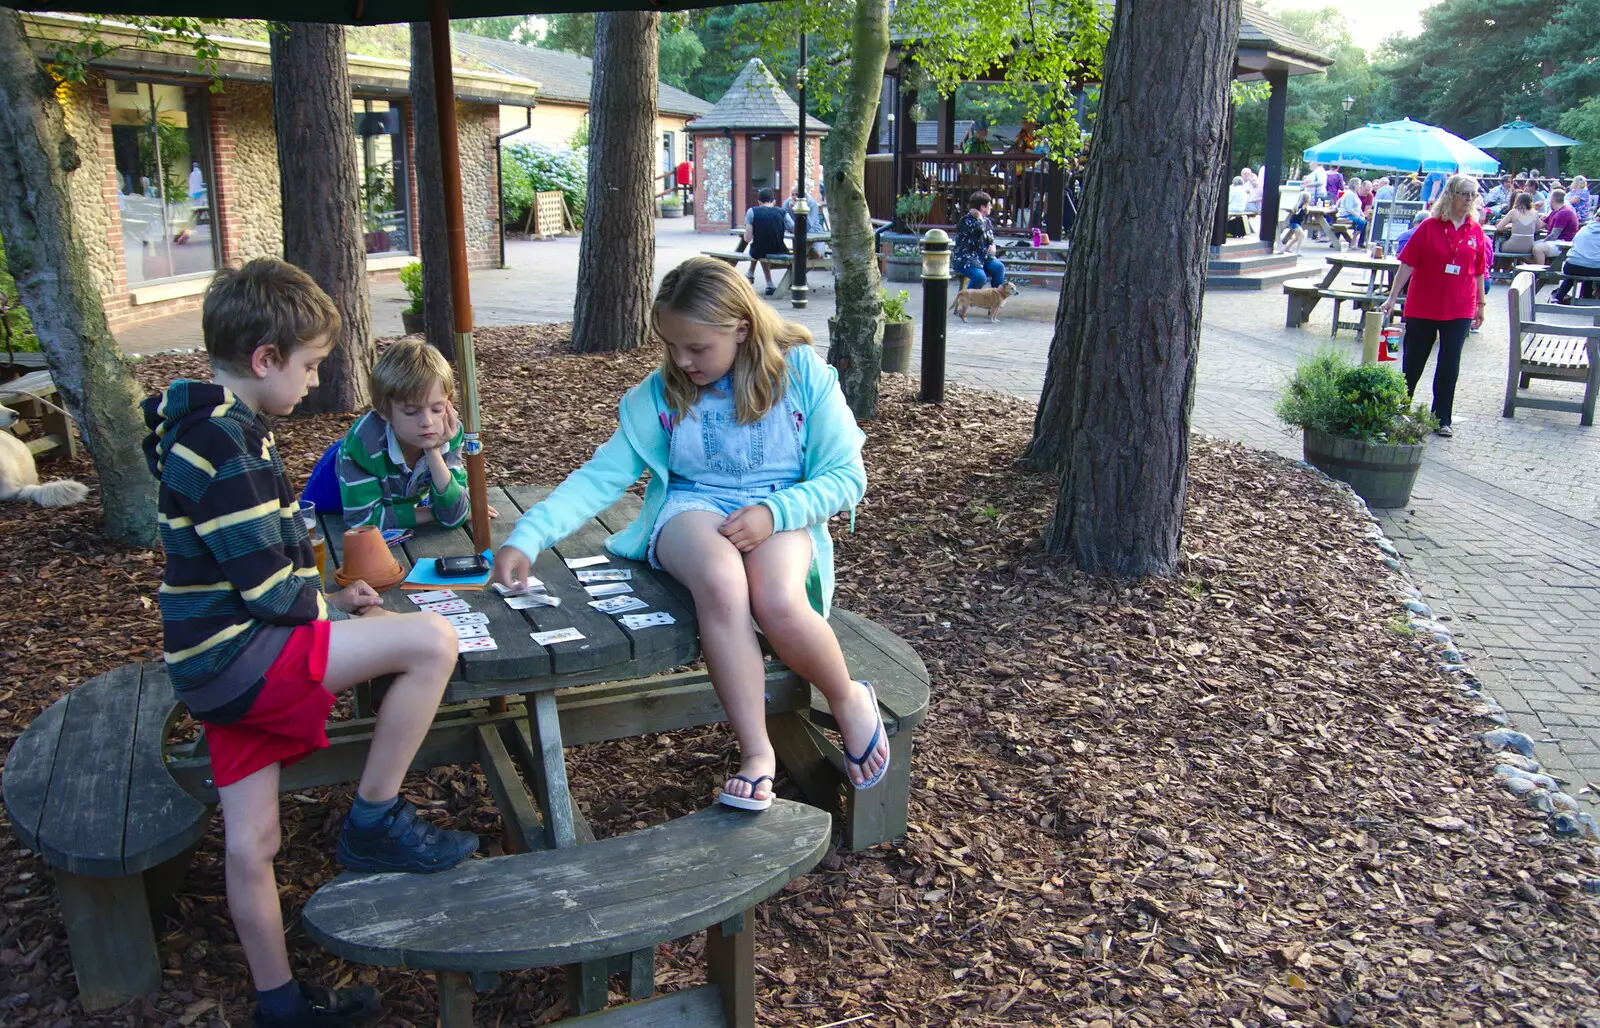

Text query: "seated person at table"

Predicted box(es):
[952, 190, 1008, 288]
[1553, 216, 1600, 305]
[1485, 173, 1515, 218]
[1494, 192, 1541, 256]
[1241, 167, 1263, 213]
[141, 260, 476, 1028]
[1569, 176, 1593, 224]
[1277, 192, 1309, 254]
[1534, 189, 1578, 265]
[1394, 210, 1430, 259]
[491, 257, 886, 812]
[1337, 176, 1368, 246]
[337, 339, 473, 531]
[743, 187, 793, 296]
[1373, 177, 1396, 203]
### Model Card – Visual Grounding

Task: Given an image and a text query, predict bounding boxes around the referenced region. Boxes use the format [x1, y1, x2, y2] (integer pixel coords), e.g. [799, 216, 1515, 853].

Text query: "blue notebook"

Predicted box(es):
[401, 549, 495, 589]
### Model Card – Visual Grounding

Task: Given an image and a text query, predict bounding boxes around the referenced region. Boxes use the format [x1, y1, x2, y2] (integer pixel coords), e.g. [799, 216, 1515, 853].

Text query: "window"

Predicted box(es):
[106, 79, 218, 286]
[354, 99, 410, 255]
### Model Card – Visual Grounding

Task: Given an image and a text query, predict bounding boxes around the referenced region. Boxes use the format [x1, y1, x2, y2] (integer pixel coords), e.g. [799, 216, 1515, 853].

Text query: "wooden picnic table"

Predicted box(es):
[1283, 253, 1402, 335]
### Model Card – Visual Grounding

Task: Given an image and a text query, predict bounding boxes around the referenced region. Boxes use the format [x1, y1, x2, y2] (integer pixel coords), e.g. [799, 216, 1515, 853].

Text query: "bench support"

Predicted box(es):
[55, 870, 162, 1011]
[705, 912, 755, 1028]
[767, 709, 917, 852]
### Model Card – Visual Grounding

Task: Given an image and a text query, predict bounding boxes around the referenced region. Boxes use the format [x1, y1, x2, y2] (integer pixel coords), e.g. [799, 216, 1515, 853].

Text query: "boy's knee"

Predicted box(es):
[416, 612, 458, 662]
[225, 819, 280, 867]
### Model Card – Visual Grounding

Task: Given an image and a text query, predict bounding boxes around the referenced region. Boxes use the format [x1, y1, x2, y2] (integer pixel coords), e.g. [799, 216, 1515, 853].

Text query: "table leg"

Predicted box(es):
[705, 911, 755, 1028]
[437, 972, 475, 1028]
[519, 691, 577, 850]
[54, 870, 161, 1011]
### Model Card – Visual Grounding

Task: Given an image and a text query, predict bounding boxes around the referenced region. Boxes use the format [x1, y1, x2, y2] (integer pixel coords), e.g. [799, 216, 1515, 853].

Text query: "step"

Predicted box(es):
[1208, 252, 1300, 275]
[1206, 264, 1313, 291]
[1213, 238, 1275, 258]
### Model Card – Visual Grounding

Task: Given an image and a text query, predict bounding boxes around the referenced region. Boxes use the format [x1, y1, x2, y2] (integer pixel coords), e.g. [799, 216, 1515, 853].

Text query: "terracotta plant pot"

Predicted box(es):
[335, 525, 404, 591]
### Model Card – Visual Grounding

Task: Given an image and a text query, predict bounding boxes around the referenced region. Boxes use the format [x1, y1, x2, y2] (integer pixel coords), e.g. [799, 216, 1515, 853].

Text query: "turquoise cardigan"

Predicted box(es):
[503, 345, 866, 616]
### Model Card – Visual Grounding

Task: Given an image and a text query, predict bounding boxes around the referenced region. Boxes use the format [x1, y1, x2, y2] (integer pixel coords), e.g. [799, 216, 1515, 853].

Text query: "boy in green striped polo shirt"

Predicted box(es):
[142, 260, 477, 1028]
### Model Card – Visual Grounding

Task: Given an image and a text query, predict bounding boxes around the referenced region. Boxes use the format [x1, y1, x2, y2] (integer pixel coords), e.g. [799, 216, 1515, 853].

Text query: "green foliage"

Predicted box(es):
[501, 143, 587, 229]
[894, 191, 933, 232]
[1559, 100, 1600, 178]
[881, 289, 911, 323]
[398, 262, 424, 315]
[721, 0, 1107, 160]
[44, 16, 225, 91]
[454, 16, 536, 42]
[1276, 350, 1438, 444]
[538, 13, 706, 94]
[0, 232, 41, 355]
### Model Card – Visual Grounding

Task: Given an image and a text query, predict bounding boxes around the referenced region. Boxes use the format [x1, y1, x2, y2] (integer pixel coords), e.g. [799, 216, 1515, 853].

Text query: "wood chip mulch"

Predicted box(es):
[2, 324, 1598, 1028]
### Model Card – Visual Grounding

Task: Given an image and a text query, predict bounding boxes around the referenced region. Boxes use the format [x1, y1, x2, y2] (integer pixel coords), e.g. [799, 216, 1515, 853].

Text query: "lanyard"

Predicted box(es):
[1439, 220, 1478, 269]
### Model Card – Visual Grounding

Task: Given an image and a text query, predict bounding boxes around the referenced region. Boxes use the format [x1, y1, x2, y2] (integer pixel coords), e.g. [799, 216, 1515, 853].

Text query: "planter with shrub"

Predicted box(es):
[399, 261, 425, 336]
[658, 196, 684, 218]
[881, 289, 914, 374]
[1276, 350, 1437, 508]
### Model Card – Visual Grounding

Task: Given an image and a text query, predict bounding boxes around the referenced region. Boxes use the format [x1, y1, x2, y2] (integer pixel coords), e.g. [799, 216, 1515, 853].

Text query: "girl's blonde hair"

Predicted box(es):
[653, 256, 812, 424]
[1430, 174, 1478, 220]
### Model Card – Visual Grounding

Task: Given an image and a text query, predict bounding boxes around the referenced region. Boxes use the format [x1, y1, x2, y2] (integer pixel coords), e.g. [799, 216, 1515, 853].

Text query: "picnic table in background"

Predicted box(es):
[1283, 253, 1403, 336]
[999, 239, 1069, 288]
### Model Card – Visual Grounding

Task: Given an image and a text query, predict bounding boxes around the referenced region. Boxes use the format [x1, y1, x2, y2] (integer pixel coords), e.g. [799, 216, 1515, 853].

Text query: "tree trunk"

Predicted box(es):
[571, 11, 657, 354]
[270, 22, 373, 412]
[409, 21, 455, 362]
[1022, 0, 1239, 578]
[823, 0, 890, 421]
[0, 8, 157, 548]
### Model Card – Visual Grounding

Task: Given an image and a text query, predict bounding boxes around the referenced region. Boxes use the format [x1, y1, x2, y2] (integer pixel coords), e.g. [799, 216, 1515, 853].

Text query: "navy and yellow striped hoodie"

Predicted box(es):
[142, 380, 345, 722]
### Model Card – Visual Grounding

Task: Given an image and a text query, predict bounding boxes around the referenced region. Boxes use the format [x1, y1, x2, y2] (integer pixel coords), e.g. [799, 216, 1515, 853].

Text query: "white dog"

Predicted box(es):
[0, 401, 88, 507]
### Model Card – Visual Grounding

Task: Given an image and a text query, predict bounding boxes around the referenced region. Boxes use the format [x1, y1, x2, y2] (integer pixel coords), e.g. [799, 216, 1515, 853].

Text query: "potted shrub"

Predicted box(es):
[658, 193, 684, 218]
[884, 243, 923, 283]
[1276, 350, 1437, 508]
[894, 190, 933, 234]
[881, 289, 913, 374]
[399, 261, 425, 336]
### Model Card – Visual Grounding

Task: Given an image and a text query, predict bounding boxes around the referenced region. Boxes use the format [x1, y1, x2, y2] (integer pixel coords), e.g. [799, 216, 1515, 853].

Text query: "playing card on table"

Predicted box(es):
[584, 582, 633, 598]
[575, 568, 632, 583]
[589, 595, 648, 615]
[457, 636, 498, 653]
[453, 623, 491, 639]
[531, 627, 586, 646]
[444, 612, 490, 627]
[564, 555, 610, 569]
[408, 589, 459, 605]
[420, 598, 471, 615]
[490, 579, 545, 597]
[619, 611, 677, 630]
[506, 592, 562, 609]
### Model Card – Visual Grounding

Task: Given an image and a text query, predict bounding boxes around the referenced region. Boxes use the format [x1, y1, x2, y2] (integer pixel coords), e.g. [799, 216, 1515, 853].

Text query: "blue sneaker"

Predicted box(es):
[336, 797, 478, 874]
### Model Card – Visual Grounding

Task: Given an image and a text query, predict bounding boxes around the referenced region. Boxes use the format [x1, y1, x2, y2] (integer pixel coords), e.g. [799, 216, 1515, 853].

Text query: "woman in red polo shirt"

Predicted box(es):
[1379, 174, 1489, 438]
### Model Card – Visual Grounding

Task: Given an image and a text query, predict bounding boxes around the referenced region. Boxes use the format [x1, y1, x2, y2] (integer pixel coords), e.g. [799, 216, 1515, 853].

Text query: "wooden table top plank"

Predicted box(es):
[302, 801, 830, 972]
[121, 665, 210, 873]
[500, 486, 635, 675]
[593, 495, 698, 614]
[0, 694, 69, 854]
[37, 664, 142, 876]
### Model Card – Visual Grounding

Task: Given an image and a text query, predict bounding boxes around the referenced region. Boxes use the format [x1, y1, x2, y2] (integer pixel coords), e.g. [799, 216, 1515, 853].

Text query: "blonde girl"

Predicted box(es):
[492, 257, 888, 809]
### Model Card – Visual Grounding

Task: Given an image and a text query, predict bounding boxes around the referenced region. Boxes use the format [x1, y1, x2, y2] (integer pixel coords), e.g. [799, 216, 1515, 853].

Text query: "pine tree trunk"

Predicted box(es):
[409, 21, 456, 362]
[271, 22, 373, 412]
[823, 0, 890, 421]
[0, 8, 157, 548]
[572, 11, 657, 354]
[1022, 0, 1239, 578]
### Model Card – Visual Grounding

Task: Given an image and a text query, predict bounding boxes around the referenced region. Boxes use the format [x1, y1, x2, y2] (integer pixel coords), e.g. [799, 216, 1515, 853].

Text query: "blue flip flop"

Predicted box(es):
[844, 681, 890, 791]
[717, 774, 774, 811]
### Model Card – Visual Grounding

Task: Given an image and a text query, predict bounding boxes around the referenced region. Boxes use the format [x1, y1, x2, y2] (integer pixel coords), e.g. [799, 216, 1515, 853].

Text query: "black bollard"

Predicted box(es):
[919, 228, 951, 403]
[792, 199, 809, 309]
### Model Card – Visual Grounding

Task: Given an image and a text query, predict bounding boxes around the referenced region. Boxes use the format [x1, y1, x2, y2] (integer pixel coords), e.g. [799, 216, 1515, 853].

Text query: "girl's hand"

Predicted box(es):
[720, 505, 774, 553]
[329, 581, 382, 612]
[491, 545, 533, 592]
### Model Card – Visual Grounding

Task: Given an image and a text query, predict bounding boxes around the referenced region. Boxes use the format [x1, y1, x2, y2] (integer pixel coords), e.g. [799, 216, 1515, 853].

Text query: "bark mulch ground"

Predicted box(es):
[2, 325, 1598, 1027]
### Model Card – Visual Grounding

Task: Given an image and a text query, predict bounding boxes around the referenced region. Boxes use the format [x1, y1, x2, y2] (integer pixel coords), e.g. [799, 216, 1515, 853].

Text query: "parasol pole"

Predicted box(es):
[427, 0, 492, 556]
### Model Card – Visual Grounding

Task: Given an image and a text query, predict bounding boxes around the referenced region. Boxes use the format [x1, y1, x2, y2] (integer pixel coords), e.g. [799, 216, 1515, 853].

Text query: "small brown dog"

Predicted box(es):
[950, 281, 1020, 323]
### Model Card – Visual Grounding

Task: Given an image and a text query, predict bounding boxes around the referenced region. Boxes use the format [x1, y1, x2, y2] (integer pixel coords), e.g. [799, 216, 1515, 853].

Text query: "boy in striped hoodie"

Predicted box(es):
[142, 260, 477, 1028]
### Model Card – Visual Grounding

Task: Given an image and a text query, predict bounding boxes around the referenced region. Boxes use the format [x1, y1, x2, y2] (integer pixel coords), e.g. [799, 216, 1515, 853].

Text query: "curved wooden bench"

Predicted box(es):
[2, 662, 209, 1010]
[302, 800, 831, 1027]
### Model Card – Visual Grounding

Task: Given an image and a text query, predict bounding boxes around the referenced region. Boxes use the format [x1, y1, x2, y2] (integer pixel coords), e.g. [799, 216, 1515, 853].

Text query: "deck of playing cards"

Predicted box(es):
[584, 582, 633, 598]
[574, 568, 632, 583]
[506, 592, 561, 609]
[531, 627, 586, 646]
[419, 598, 470, 615]
[491, 579, 545, 597]
[589, 595, 648, 615]
[619, 612, 676, 630]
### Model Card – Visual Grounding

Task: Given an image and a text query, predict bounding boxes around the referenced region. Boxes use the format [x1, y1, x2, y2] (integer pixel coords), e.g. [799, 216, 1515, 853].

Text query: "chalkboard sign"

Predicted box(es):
[1373, 199, 1428, 246]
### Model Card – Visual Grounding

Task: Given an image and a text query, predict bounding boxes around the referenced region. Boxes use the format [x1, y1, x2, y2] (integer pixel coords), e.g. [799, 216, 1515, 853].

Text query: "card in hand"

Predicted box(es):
[420, 598, 471, 615]
[491, 579, 545, 597]
[584, 582, 633, 598]
[458, 636, 499, 652]
[531, 627, 585, 646]
[589, 595, 648, 614]
[574, 568, 632, 583]
[444, 612, 490, 627]
[409, 589, 458, 605]
[453, 623, 491, 639]
[506, 592, 562, 609]
[564, 555, 610, 569]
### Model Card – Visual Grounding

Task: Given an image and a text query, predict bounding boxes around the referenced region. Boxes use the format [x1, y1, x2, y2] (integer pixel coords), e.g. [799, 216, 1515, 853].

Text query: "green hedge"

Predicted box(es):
[502, 143, 587, 231]
[0, 232, 40, 353]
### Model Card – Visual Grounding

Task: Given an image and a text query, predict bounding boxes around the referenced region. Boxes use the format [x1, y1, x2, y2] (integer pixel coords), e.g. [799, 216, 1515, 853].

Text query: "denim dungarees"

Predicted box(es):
[647, 373, 804, 568]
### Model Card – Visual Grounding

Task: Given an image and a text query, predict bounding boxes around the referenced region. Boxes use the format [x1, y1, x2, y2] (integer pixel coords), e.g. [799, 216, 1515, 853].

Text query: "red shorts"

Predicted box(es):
[203, 620, 335, 788]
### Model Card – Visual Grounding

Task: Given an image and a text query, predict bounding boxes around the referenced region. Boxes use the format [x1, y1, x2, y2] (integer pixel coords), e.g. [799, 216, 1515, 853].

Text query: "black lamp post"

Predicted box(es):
[1340, 95, 1355, 134]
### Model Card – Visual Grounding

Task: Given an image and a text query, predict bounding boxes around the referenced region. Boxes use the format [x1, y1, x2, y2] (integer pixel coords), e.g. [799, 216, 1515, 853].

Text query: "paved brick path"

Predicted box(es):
[115, 227, 1600, 807]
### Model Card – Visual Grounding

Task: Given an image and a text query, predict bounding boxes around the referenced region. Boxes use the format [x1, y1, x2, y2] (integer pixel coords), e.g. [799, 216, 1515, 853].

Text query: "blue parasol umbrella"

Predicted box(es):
[1304, 118, 1499, 175]
[1467, 120, 1580, 150]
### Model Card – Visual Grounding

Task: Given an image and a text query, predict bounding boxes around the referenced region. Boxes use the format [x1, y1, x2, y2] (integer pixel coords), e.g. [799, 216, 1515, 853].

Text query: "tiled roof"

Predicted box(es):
[451, 33, 712, 118]
[1238, 5, 1333, 68]
[688, 58, 830, 133]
